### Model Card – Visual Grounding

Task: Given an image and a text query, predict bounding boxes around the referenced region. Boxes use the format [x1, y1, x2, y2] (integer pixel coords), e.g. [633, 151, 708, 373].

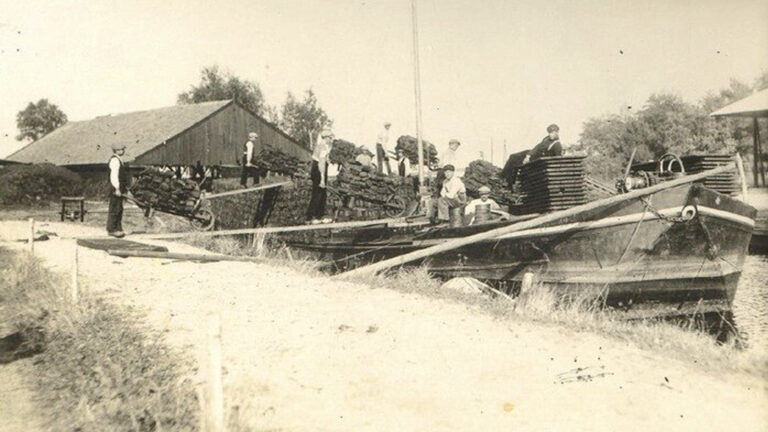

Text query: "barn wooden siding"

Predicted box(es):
[135, 103, 310, 166]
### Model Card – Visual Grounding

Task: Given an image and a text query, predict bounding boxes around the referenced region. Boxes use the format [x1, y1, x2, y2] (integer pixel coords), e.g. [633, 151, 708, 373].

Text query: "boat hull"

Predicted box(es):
[286, 184, 756, 324]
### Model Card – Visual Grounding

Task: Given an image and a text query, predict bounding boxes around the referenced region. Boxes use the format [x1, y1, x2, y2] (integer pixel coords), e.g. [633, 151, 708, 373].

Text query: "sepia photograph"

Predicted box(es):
[0, 0, 766, 430]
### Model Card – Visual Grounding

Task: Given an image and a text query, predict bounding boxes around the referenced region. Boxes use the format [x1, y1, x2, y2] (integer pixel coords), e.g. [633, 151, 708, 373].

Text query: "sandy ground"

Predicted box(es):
[0, 360, 45, 432]
[1, 219, 767, 431]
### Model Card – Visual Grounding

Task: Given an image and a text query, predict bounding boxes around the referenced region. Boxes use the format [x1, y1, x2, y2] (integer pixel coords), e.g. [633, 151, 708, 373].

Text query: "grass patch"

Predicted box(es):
[0, 249, 199, 431]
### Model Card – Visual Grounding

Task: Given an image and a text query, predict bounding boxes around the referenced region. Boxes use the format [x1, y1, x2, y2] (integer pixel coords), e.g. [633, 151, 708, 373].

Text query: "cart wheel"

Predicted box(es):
[189, 209, 216, 231]
[383, 196, 407, 218]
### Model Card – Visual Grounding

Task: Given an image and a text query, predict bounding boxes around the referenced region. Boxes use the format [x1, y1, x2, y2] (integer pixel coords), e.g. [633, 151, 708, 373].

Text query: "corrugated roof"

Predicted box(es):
[6, 100, 232, 165]
[710, 88, 768, 118]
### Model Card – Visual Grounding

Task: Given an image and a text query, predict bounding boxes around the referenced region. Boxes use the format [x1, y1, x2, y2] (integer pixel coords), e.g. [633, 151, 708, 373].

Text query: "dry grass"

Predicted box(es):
[0, 249, 199, 431]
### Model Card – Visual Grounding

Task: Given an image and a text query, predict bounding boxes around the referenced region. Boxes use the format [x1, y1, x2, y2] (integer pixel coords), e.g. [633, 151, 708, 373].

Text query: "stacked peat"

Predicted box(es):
[252, 144, 306, 177]
[130, 168, 200, 215]
[334, 163, 417, 201]
[395, 135, 439, 166]
[330, 139, 366, 166]
[461, 160, 518, 208]
[209, 179, 313, 229]
[515, 156, 587, 214]
[681, 155, 740, 196]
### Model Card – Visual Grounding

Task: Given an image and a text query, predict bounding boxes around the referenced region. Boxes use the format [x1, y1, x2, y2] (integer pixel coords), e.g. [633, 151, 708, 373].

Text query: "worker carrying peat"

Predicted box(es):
[107, 144, 130, 238]
[306, 128, 335, 224]
[240, 131, 260, 187]
[428, 164, 466, 223]
[529, 123, 563, 161]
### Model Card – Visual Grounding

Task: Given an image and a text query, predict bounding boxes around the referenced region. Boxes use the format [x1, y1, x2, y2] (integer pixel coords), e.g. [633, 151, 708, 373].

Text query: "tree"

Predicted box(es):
[16, 99, 68, 142]
[178, 65, 266, 116]
[278, 89, 332, 150]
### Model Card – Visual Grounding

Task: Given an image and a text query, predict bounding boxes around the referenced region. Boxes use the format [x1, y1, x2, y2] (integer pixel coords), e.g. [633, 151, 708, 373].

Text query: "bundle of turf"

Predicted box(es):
[462, 160, 518, 207]
[252, 144, 306, 177]
[395, 135, 439, 166]
[208, 178, 314, 229]
[130, 168, 200, 215]
[334, 163, 417, 202]
[329, 139, 367, 166]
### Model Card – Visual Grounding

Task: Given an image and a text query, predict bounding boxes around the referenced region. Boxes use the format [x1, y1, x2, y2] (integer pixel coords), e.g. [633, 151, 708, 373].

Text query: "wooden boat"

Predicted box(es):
[283, 160, 756, 337]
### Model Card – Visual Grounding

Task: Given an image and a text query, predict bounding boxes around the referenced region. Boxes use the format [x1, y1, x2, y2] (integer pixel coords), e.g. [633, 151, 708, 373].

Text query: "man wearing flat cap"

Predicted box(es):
[529, 124, 563, 162]
[428, 164, 466, 223]
[240, 131, 260, 187]
[107, 144, 130, 237]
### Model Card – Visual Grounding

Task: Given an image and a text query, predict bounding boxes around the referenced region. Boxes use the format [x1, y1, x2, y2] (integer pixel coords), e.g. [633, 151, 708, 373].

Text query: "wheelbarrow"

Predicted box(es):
[124, 194, 216, 231]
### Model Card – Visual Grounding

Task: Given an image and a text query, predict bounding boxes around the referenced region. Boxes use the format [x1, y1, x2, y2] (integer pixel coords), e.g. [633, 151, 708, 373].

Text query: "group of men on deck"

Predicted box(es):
[105, 122, 562, 235]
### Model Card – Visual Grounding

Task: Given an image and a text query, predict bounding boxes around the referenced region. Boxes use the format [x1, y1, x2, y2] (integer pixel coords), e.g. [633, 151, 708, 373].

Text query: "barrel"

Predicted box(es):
[449, 206, 464, 228]
[474, 203, 492, 223]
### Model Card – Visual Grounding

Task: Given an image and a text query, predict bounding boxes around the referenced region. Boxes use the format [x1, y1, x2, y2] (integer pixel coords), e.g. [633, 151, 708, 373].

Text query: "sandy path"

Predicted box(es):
[1, 220, 766, 431]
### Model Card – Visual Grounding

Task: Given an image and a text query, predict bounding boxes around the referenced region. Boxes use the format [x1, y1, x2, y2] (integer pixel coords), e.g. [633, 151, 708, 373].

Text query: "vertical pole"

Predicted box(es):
[753, 117, 760, 187]
[28, 218, 34, 253]
[206, 314, 225, 432]
[71, 243, 79, 304]
[735, 153, 748, 201]
[521, 272, 535, 295]
[755, 117, 765, 187]
[411, 0, 425, 187]
[503, 139, 508, 164]
[490, 137, 494, 166]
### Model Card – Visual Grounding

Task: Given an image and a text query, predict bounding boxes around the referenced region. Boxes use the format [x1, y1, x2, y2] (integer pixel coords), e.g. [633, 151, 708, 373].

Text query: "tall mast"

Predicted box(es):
[411, 0, 425, 186]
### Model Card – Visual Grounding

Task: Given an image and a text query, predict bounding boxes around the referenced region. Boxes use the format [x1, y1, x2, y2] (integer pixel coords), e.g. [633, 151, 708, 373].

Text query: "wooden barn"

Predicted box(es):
[6, 100, 310, 172]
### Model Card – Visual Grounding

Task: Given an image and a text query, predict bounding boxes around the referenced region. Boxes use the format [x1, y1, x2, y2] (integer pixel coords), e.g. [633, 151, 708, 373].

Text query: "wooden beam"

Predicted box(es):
[335, 164, 735, 279]
[107, 249, 265, 263]
[201, 181, 291, 200]
[756, 117, 766, 187]
[754, 117, 760, 187]
[116, 218, 400, 240]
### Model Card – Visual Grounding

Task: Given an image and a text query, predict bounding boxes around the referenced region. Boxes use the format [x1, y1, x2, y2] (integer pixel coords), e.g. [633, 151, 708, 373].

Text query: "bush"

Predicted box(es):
[0, 163, 83, 206]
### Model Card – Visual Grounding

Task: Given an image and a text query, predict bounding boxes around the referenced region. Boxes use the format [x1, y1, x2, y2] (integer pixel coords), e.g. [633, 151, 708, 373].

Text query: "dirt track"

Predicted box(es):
[1, 220, 766, 431]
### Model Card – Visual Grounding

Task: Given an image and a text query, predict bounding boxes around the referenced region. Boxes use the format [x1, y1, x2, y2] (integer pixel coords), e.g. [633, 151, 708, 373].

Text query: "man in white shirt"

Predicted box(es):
[307, 128, 335, 223]
[375, 122, 392, 175]
[429, 164, 466, 222]
[465, 185, 500, 224]
[107, 144, 129, 237]
[441, 139, 461, 170]
[240, 131, 260, 187]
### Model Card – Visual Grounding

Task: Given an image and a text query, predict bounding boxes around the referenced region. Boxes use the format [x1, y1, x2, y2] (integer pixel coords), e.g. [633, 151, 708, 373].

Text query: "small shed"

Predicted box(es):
[711, 88, 768, 187]
[6, 100, 310, 171]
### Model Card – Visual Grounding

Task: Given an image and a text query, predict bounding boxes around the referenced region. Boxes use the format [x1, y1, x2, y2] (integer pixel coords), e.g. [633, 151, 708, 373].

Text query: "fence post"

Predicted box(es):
[521, 272, 535, 295]
[28, 218, 35, 253]
[205, 314, 225, 432]
[71, 243, 79, 304]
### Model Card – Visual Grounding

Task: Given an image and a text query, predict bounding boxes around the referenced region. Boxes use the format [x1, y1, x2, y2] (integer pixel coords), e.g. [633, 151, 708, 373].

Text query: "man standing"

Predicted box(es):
[465, 185, 501, 223]
[107, 144, 129, 238]
[307, 128, 334, 224]
[441, 139, 462, 171]
[375, 121, 392, 175]
[429, 164, 466, 223]
[395, 148, 411, 177]
[240, 131, 260, 187]
[529, 124, 563, 162]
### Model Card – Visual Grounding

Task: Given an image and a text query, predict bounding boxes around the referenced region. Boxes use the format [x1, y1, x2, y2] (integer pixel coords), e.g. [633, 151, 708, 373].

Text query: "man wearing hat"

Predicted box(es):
[107, 144, 130, 237]
[240, 131, 260, 187]
[529, 124, 563, 162]
[428, 164, 466, 223]
[465, 185, 501, 224]
[306, 127, 335, 224]
[375, 121, 393, 175]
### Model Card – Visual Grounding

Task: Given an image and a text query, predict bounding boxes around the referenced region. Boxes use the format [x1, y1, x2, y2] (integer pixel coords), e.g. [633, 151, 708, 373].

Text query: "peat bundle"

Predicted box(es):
[462, 160, 518, 207]
[334, 163, 417, 202]
[130, 168, 200, 214]
[395, 135, 439, 166]
[209, 179, 314, 229]
[253, 145, 306, 177]
[329, 139, 366, 166]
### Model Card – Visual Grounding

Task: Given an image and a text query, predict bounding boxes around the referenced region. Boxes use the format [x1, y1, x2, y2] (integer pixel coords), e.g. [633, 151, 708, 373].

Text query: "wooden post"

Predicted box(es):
[755, 117, 766, 187]
[735, 153, 748, 201]
[205, 314, 225, 432]
[71, 244, 79, 304]
[753, 117, 760, 187]
[335, 164, 735, 278]
[520, 272, 535, 295]
[28, 218, 34, 253]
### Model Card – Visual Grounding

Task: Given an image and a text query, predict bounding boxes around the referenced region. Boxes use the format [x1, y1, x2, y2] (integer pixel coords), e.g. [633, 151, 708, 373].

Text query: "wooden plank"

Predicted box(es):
[335, 164, 736, 278]
[108, 217, 405, 240]
[107, 249, 264, 263]
[77, 238, 169, 252]
[202, 181, 291, 200]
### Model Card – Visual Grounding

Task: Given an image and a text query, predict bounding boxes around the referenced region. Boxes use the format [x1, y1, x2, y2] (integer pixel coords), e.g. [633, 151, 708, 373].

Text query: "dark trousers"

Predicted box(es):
[376, 144, 391, 175]
[107, 193, 124, 233]
[240, 155, 260, 186]
[306, 160, 328, 220]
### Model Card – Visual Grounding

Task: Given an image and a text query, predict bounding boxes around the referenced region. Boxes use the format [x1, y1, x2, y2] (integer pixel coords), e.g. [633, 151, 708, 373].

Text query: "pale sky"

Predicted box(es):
[1, 0, 767, 169]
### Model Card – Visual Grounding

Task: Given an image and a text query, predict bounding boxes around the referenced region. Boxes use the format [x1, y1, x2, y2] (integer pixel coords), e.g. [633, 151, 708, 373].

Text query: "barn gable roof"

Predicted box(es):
[7, 100, 234, 165]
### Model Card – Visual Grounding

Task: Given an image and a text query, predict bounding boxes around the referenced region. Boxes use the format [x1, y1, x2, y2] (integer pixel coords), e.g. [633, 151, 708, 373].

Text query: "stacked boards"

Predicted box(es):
[515, 156, 587, 214]
[680, 155, 740, 196]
